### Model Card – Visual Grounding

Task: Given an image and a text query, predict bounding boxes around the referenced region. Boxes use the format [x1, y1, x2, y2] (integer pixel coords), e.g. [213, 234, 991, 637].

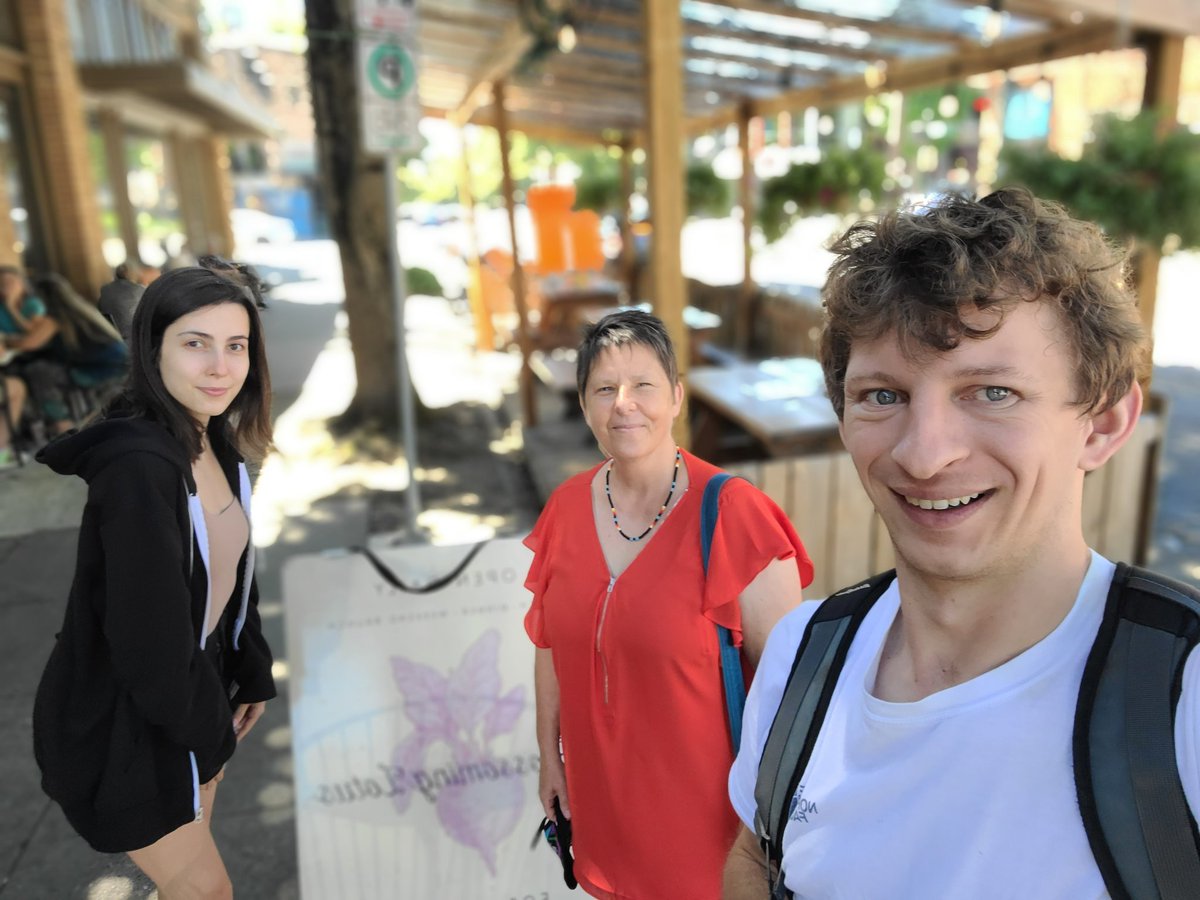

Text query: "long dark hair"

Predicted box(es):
[119, 266, 273, 461]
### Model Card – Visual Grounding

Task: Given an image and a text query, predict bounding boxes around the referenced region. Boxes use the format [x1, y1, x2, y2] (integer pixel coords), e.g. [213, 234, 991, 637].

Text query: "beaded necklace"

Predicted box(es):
[604, 448, 682, 542]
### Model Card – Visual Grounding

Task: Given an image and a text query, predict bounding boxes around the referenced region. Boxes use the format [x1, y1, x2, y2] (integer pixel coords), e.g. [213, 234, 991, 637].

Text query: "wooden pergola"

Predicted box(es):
[410, 0, 1198, 432]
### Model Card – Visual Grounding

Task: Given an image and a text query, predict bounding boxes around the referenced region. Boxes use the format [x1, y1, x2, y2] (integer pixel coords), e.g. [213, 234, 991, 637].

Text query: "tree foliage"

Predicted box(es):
[1001, 111, 1200, 252]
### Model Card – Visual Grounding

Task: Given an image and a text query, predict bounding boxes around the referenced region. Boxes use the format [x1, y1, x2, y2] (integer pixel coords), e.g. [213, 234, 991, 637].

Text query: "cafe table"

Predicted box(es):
[687, 356, 841, 460]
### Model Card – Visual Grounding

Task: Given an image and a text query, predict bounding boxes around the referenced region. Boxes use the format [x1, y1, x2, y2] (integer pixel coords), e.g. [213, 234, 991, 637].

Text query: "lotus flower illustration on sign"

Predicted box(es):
[389, 629, 527, 873]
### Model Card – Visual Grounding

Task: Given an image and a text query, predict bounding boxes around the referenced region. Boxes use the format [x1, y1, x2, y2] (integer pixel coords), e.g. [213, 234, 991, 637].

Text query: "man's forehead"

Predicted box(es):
[844, 303, 1070, 376]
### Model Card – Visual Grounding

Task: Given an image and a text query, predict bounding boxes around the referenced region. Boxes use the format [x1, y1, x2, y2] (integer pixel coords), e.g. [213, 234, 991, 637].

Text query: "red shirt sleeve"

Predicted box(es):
[700, 477, 813, 644]
[522, 492, 558, 649]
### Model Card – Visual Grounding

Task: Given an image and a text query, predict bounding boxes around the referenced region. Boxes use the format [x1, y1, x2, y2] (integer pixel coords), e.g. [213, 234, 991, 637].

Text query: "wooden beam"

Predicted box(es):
[687, 103, 745, 135]
[737, 100, 755, 354]
[1008, 0, 1200, 35]
[575, 29, 644, 59]
[98, 109, 141, 266]
[751, 20, 1121, 120]
[644, 0, 690, 447]
[701, 0, 972, 47]
[493, 80, 537, 428]
[449, 20, 535, 126]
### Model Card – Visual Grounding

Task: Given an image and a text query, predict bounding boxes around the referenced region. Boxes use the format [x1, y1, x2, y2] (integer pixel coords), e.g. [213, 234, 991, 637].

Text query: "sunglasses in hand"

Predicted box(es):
[531, 796, 576, 890]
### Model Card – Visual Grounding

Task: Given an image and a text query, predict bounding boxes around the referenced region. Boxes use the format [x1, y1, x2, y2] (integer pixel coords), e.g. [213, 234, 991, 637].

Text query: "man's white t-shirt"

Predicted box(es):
[729, 553, 1200, 899]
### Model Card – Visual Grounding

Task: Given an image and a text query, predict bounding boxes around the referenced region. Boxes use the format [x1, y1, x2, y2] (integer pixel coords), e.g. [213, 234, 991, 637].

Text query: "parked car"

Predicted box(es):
[231, 208, 296, 245]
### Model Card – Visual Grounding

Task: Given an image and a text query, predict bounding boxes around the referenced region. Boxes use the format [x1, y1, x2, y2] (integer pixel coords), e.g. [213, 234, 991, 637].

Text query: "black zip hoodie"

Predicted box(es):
[32, 412, 276, 853]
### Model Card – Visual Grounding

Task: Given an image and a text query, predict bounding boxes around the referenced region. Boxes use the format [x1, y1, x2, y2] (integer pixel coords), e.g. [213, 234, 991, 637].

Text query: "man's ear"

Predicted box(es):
[1080, 380, 1143, 472]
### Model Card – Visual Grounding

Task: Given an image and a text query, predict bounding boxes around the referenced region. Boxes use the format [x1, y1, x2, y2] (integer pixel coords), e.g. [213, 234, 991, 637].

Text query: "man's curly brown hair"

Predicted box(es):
[818, 187, 1149, 419]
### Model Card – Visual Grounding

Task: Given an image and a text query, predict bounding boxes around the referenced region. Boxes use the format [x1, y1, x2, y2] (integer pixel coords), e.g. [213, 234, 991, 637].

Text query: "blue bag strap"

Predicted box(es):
[701, 473, 745, 752]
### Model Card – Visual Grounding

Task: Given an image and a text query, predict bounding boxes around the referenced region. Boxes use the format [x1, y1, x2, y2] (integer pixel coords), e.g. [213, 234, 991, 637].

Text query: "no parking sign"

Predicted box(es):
[356, 0, 421, 155]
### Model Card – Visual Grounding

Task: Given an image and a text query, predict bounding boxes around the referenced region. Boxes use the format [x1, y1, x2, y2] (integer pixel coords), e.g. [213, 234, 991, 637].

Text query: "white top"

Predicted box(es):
[729, 552, 1200, 899]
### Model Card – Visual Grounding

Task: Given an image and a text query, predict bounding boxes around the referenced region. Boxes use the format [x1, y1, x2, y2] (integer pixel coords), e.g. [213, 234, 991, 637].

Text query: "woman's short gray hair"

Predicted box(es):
[576, 308, 679, 396]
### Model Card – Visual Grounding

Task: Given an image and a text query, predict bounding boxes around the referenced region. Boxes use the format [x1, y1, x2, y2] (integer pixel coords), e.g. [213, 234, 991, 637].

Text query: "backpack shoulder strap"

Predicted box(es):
[753, 571, 896, 885]
[1075, 563, 1200, 900]
[701, 472, 745, 751]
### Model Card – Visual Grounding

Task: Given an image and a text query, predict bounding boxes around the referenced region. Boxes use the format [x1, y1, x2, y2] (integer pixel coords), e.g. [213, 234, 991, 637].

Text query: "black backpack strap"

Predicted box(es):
[753, 571, 896, 898]
[1075, 563, 1200, 900]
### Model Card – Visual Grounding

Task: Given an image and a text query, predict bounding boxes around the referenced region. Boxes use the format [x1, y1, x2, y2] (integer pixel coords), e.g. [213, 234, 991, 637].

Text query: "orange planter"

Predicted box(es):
[568, 209, 605, 271]
[527, 183, 575, 273]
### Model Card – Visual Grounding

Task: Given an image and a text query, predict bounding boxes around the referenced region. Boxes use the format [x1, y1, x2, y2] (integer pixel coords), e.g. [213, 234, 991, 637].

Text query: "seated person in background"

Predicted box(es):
[0, 264, 53, 351]
[18, 274, 127, 435]
[0, 373, 27, 467]
[98, 262, 146, 343]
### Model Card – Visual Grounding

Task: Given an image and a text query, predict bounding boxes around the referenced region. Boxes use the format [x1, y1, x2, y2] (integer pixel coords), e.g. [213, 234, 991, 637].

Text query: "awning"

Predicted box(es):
[78, 59, 277, 138]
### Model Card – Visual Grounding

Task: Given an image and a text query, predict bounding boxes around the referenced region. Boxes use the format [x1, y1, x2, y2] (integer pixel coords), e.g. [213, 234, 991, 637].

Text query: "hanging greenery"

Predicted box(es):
[1000, 111, 1200, 252]
[574, 170, 622, 213]
[686, 161, 732, 218]
[758, 147, 886, 243]
[570, 160, 730, 218]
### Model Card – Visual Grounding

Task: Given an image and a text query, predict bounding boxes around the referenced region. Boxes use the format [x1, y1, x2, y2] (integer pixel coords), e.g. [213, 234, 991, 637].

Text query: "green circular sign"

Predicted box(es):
[367, 43, 416, 100]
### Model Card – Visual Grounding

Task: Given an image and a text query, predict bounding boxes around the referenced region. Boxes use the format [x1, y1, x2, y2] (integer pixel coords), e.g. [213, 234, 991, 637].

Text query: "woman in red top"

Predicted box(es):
[524, 309, 813, 899]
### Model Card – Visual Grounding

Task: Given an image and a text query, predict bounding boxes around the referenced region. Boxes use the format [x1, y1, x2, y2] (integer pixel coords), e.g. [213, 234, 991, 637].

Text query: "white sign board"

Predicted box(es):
[284, 539, 573, 900]
[356, 0, 421, 155]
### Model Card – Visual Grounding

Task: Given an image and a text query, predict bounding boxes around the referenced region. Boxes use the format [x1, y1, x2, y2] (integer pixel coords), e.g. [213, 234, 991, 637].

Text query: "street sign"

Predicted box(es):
[356, 0, 421, 155]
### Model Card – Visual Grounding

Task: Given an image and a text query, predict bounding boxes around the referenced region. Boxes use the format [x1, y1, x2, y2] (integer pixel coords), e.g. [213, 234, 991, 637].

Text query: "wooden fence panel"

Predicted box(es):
[728, 410, 1161, 599]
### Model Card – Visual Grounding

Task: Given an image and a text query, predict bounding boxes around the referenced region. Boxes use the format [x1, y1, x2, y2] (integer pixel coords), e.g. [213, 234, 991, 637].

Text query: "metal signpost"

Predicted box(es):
[355, 0, 422, 526]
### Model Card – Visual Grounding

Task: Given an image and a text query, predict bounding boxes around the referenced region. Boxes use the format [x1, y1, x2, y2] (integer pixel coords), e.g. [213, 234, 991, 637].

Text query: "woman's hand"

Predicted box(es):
[533, 647, 569, 822]
[539, 752, 570, 822]
[232, 701, 267, 741]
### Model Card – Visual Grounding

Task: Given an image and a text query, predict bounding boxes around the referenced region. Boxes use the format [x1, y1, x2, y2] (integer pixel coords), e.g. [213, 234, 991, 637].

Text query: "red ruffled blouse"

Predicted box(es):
[524, 449, 813, 899]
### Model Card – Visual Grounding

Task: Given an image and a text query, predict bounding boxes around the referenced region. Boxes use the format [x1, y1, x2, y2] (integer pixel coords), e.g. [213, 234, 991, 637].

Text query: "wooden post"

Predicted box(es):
[165, 132, 208, 258]
[736, 100, 756, 355]
[197, 136, 236, 257]
[16, 0, 108, 296]
[618, 136, 637, 300]
[0, 153, 21, 268]
[99, 109, 141, 267]
[457, 127, 494, 351]
[1134, 30, 1185, 360]
[494, 80, 537, 428]
[644, 0, 689, 447]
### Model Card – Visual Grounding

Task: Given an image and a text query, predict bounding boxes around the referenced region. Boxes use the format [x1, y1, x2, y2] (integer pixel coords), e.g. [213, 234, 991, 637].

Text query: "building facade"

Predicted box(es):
[0, 0, 272, 296]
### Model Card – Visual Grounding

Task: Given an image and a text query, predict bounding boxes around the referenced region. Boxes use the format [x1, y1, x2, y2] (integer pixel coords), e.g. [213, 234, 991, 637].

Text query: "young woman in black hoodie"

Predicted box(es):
[34, 266, 276, 898]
